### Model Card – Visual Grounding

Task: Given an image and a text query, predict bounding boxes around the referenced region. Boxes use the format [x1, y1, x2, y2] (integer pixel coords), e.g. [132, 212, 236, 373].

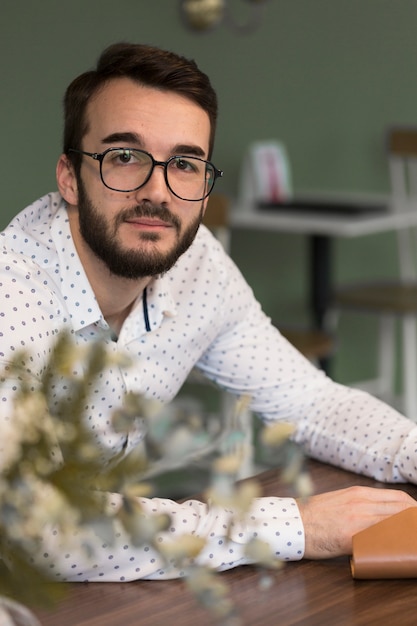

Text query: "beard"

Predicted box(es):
[76, 179, 204, 280]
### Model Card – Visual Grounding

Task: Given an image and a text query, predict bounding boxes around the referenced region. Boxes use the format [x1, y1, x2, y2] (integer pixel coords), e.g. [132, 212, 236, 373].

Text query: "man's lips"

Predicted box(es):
[124, 217, 172, 228]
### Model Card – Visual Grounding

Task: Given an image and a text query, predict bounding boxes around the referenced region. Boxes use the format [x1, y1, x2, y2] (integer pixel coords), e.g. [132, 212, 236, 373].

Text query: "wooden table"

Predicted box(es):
[33, 460, 417, 626]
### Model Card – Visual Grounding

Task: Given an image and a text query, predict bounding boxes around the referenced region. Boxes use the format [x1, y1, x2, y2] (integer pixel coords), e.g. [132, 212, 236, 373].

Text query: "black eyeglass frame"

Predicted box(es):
[67, 147, 223, 201]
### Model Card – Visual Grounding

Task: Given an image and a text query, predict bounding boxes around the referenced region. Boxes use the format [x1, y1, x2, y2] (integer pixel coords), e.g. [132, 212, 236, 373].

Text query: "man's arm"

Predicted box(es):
[192, 239, 417, 486]
[36, 485, 417, 580]
[36, 494, 304, 581]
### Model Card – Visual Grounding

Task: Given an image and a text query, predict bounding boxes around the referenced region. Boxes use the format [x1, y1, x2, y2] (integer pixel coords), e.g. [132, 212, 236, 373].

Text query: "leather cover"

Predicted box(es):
[351, 507, 417, 579]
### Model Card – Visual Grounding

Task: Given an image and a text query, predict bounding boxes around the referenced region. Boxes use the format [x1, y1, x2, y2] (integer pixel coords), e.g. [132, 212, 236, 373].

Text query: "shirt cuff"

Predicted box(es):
[196, 496, 305, 572]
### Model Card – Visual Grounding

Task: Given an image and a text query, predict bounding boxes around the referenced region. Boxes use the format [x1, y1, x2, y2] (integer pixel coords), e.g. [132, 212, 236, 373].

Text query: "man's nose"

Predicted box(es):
[134, 163, 170, 203]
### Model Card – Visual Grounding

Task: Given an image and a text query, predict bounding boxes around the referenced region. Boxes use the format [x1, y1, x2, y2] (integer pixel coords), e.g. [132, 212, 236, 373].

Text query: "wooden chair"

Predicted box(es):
[279, 328, 335, 363]
[334, 127, 417, 419]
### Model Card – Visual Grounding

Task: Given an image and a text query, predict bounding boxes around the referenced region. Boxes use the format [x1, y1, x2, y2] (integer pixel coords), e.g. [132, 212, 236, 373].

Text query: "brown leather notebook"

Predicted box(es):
[351, 507, 417, 579]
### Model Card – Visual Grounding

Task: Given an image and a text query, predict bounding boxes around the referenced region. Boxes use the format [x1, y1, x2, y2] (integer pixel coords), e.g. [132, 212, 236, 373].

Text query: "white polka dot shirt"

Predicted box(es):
[1, 191, 417, 582]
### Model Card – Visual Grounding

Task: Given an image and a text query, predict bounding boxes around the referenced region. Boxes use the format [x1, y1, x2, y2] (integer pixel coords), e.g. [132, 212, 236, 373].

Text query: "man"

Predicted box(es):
[0, 42, 416, 581]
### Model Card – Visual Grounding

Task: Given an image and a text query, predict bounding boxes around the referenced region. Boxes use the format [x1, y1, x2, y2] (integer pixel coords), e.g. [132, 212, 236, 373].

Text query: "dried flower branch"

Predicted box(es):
[0, 331, 308, 624]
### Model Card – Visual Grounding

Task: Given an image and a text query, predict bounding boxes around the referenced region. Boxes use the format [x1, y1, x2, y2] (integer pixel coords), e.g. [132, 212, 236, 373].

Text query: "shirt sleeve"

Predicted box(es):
[194, 241, 417, 486]
[37, 494, 304, 581]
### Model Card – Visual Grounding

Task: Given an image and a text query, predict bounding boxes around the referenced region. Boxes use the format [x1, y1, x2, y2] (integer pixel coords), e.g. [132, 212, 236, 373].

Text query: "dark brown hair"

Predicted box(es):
[63, 42, 218, 174]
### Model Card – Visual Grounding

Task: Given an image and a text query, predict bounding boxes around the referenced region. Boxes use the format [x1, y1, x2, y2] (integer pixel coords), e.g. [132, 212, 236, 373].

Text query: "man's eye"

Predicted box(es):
[117, 150, 133, 164]
[173, 158, 197, 172]
[106, 150, 133, 165]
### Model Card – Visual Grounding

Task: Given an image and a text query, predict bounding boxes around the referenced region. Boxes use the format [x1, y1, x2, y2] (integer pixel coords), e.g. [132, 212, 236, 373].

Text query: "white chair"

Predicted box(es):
[334, 127, 417, 420]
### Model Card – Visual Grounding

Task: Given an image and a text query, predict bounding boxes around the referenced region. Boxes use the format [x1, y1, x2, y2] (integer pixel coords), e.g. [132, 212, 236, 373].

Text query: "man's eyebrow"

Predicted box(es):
[101, 133, 206, 158]
[101, 132, 143, 146]
[173, 144, 206, 158]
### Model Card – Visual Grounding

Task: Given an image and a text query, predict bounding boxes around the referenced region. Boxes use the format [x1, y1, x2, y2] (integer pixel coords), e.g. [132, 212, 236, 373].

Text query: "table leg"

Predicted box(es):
[310, 235, 332, 329]
[309, 234, 333, 373]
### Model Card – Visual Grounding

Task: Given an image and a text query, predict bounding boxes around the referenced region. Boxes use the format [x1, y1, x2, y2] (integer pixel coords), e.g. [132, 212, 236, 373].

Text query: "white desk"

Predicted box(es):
[230, 193, 417, 359]
[230, 192, 417, 238]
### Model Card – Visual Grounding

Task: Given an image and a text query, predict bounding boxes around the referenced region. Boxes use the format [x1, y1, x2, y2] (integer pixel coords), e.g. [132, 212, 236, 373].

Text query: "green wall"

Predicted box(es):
[2, 0, 417, 385]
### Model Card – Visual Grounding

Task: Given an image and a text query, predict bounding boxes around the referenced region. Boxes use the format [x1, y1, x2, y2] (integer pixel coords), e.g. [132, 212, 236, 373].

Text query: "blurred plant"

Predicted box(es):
[0, 332, 310, 625]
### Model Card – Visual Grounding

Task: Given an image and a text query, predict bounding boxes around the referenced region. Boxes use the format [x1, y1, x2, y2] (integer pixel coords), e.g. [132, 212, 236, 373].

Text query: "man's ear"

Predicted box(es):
[56, 154, 78, 205]
[201, 195, 210, 218]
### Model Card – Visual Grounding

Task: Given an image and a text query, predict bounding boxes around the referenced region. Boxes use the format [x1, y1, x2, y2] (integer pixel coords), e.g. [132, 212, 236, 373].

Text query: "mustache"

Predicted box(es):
[116, 203, 181, 229]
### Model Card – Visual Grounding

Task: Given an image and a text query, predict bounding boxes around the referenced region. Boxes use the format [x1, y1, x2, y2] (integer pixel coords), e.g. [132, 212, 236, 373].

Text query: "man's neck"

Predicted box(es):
[98, 275, 151, 336]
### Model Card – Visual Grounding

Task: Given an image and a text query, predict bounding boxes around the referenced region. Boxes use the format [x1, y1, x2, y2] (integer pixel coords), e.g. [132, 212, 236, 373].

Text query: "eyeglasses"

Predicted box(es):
[68, 147, 223, 201]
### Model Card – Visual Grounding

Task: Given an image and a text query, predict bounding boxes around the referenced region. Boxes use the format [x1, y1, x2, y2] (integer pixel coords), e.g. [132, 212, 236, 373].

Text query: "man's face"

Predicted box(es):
[70, 78, 211, 279]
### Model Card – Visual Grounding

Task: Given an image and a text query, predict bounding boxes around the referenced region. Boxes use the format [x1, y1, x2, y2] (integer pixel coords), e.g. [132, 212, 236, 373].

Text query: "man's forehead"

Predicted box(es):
[84, 78, 211, 153]
[87, 77, 206, 119]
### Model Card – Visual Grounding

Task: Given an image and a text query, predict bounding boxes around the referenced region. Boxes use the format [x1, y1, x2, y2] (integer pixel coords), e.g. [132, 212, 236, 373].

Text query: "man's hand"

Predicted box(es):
[297, 486, 417, 559]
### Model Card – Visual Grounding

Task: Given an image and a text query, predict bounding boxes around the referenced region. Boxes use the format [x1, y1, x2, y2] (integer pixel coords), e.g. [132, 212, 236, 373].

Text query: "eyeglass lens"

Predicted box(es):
[101, 149, 215, 200]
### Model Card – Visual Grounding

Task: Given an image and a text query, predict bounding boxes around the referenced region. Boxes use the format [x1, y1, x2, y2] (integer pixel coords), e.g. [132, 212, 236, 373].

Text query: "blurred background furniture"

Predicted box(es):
[334, 127, 417, 420]
[231, 134, 417, 385]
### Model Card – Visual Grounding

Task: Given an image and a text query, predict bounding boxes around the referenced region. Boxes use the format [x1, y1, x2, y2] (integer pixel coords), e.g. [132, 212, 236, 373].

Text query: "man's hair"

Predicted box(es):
[63, 42, 218, 174]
